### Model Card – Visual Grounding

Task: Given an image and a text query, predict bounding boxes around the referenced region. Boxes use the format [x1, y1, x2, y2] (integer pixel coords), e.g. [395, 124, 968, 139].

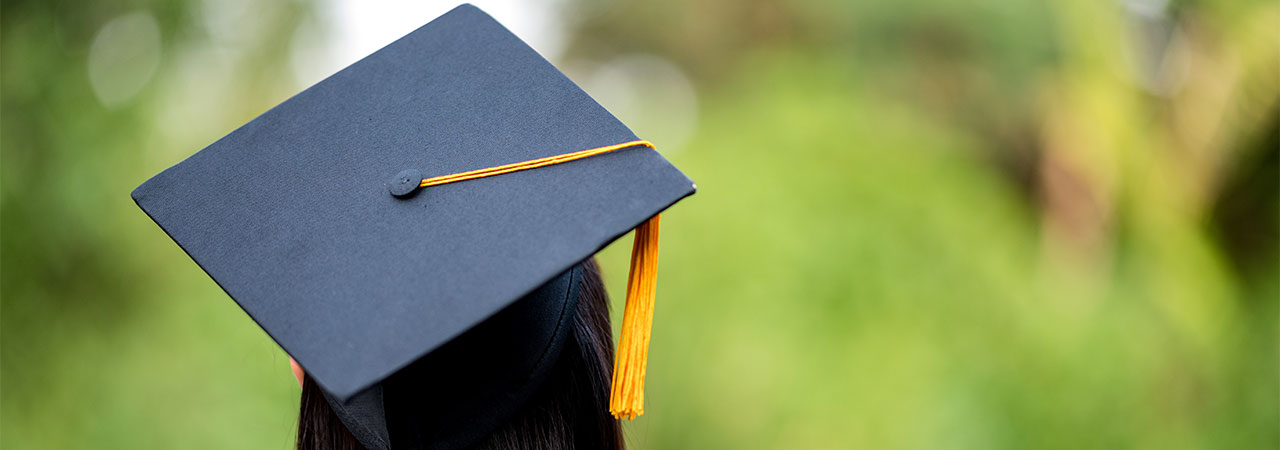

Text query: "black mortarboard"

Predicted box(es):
[132, 4, 693, 449]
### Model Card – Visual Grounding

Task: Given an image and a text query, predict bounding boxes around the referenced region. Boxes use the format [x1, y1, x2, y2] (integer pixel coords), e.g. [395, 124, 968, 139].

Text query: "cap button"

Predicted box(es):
[388, 169, 424, 198]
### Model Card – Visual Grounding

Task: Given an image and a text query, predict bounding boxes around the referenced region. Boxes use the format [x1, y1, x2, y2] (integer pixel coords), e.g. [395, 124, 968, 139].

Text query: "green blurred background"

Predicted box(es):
[3, 0, 1277, 448]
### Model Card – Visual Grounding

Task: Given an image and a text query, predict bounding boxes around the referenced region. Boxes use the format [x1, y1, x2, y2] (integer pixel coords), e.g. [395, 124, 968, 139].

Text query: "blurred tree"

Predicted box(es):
[3, 0, 311, 448]
[3, 0, 1276, 448]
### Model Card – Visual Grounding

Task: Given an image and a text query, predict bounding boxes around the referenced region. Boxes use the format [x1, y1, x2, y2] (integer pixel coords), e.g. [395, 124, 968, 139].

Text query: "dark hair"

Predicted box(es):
[298, 375, 364, 450]
[297, 259, 623, 450]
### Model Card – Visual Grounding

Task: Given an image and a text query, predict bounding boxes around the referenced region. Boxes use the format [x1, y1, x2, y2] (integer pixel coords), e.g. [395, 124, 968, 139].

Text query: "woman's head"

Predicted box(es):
[296, 259, 623, 450]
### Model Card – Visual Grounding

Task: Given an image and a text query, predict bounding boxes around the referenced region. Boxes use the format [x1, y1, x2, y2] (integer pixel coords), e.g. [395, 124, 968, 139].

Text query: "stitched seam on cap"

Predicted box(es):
[525, 266, 577, 381]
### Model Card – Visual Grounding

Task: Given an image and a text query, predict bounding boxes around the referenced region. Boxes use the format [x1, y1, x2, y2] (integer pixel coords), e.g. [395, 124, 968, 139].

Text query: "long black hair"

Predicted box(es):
[297, 259, 623, 450]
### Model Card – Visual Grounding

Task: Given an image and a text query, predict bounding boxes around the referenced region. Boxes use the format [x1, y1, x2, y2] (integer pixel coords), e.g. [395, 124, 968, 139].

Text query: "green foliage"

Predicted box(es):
[592, 55, 1277, 449]
[3, 0, 1276, 449]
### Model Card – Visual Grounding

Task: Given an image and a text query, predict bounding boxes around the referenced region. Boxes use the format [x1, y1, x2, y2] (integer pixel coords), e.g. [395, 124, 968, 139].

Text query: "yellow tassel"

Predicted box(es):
[610, 214, 661, 420]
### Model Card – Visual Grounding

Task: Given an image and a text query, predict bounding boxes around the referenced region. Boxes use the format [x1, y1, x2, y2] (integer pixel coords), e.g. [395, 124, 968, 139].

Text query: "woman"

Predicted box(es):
[130, 6, 694, 450]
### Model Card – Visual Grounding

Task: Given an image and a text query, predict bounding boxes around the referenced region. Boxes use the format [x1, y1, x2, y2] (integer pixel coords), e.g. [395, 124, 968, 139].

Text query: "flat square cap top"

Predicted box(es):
[132, 4, 695, 400]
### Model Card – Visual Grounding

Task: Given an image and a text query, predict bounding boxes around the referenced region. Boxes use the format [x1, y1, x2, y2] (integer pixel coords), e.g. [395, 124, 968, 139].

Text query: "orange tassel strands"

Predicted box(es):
[412, 140, 666, 420]
[610, 214, 660, 420]
[420, 140, 654, 187]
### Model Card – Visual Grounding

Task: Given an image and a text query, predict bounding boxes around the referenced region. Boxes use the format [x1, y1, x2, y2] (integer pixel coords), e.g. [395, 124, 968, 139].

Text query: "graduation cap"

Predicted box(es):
[132, 4, 694, 448]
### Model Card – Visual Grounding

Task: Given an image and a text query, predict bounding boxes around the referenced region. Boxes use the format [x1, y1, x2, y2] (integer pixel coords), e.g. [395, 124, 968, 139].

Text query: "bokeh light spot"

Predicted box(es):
[87, 11, 161, 108]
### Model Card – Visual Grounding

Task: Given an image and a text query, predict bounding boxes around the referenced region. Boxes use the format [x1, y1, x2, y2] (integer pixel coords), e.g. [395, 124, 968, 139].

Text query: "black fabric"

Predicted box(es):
[322, 265, 582, 450]
[131, 1, 694, 405]
[322, 385, 388, 450]
[383, 264, 582, 450]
